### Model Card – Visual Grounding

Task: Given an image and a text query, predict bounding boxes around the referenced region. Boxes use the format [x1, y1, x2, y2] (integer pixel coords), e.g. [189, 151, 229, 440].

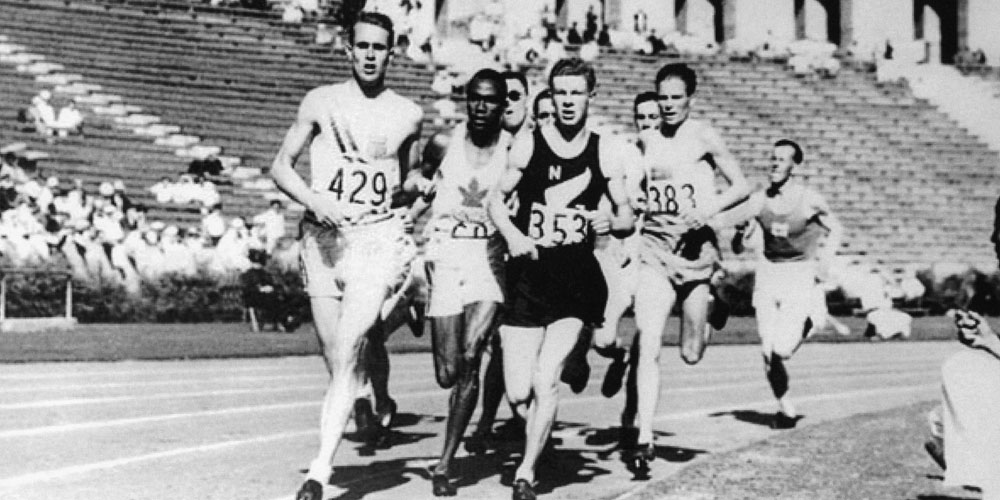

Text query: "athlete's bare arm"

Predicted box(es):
[270, 89, 342, 227]
[596, 137, 636, 236]
[700, 124, 750, 218]
[810, 191, 843, 263]
[488, 130, 535, 260]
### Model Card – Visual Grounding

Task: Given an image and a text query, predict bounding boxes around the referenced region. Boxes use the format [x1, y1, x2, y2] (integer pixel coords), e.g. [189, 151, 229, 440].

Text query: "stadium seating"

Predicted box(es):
[1, 0, 997, 269]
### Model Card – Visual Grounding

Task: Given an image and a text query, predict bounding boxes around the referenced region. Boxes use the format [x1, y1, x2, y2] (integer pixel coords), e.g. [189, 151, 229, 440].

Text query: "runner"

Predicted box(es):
[268, 12, 424, 500]
[730, 138, 843, 429]
[626, 63, 750, 475]
[488, 57, 635, 500]
[416, 69, 511, 496]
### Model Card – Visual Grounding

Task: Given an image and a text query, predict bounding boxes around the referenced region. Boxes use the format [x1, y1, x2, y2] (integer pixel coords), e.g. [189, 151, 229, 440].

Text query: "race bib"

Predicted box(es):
[527, 202, 590, 247]
[325, 161, 394, 209]
[646, 179, 696, 215]
[438, 218, 491, 239]
[771, 221, 790, 238]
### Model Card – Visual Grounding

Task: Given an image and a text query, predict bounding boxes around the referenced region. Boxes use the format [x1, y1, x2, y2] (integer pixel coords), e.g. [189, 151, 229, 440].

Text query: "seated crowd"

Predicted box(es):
[20, 89, 85, 139]
[0, 145, 298, 297]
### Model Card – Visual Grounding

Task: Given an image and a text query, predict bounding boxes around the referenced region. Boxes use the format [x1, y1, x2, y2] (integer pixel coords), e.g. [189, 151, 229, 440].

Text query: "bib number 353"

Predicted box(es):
[528, 203, 589, 246]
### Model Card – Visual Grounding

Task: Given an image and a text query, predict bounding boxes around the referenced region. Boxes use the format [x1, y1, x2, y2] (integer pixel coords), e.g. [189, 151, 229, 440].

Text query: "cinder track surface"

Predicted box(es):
[0, 341, 958, 500]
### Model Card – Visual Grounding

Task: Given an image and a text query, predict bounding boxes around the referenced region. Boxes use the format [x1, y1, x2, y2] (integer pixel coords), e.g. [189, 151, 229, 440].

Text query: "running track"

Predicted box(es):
[0, 340, 959, 500]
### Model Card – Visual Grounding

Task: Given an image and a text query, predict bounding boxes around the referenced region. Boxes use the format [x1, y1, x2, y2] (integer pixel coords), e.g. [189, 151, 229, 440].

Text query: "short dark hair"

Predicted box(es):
[501, 70, 528, 92]
[633, 91, 659, 110]
[350, 11, 394, 48]
[549, 58, 596, 92]
[533, 89, 553, 116]
[269, 199, 282, 208]
[655, 63, 697, 95]
[467, 68, 508, 98]
[774, 139, 804, 164]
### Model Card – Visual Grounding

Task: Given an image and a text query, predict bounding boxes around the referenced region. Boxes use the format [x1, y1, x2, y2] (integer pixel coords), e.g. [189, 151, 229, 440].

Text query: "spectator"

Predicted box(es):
[202, 203, 226, 246]
[110, 179, 131, 212]
[584, 5, 598, 43]
[567, 22, 583, 45]
[53, 99, 84, 137]
[634, 9, 648, 35]
[883, 39, 894, 60]
[597, 24, 611, 47]
[240, 249, 289, 332]
[253, 199, 286, 254]
[187, 154, 225, 180]
[282, 4, 305, 23]
[647, 29, 667, 55]
[27, 90, 57, 136]
[149, 176, 174, 204]
[315, 23, 335, 45]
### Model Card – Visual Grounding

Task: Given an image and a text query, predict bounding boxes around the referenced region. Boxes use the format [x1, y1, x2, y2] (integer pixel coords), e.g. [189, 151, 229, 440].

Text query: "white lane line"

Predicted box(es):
[0, 357, 937, 413]
[0, 429, 316, 491]
[0, 348, 949, 382]
[0, 385, 326, 410]
[0, 401, 316, 439]
[652, 383, 938, 423]
[0, 352, 943, 397]
[562, 366, 938, 406]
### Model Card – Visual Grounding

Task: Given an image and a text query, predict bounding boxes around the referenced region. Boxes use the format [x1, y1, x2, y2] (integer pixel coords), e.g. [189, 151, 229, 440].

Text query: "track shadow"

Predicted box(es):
[583, 426, 674, 448]
[708, 409, 805, 428]
[327, 456, 438, 500]
[915, 495, 979, 500]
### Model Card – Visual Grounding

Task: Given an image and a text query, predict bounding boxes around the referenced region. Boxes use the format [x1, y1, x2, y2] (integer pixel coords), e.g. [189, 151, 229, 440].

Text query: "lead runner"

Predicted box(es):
[268, 12, 424, 500]
[488, 57, 635, 500]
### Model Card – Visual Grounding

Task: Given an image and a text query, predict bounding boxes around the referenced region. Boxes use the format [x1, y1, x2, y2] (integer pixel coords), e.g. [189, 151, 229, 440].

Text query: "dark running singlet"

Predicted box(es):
[503, 129, 610, 328]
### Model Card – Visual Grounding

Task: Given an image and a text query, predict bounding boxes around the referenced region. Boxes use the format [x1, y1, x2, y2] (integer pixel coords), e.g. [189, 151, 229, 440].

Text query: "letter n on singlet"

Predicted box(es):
[548, 165, 562, 181]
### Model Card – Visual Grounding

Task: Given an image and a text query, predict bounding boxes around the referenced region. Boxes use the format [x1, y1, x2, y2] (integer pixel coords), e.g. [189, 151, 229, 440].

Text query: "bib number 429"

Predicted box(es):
[328, 168, 388, 206]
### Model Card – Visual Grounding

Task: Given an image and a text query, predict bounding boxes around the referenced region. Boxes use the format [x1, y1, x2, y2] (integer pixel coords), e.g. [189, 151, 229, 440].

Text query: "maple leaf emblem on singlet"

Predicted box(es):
[458, 178, 488, 208]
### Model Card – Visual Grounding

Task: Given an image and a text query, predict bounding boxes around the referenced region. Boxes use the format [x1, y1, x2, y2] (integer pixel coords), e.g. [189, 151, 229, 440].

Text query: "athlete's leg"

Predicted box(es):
[500, 325, 544, 421]
[431, 315, 464, 389]
[679, 283, 712, 365]
[757, 295, 805, 422]
[514, 317, 583, 484]
[472, 332, 505, 438]
[366, 325, 396, 427]
[632, 270, 677, 447]
[305, 284, 386, 483]
[434, 301, 498, 483]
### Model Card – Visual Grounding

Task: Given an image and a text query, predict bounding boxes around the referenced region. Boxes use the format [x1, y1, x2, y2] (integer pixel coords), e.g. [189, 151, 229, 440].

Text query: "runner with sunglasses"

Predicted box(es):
[269, 12, 425, 500]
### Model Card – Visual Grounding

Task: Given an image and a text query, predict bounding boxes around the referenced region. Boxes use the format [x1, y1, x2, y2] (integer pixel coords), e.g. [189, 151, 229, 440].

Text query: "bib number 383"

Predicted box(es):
[528, 203, 589, 246]
[646, 179, 695, 215]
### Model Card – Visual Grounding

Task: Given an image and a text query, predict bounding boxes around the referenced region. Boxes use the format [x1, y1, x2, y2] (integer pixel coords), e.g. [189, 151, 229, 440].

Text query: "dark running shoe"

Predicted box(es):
[512, 479, 537, 500]
[600, 349, 628, 397]
[432, 472, 457, 497]
[924, 438, 946, 470]
[294, 479, 323, 500]
[771, 412, 799, 430]
[376, 398, 397, 429]
[708, 292, 730, 330]
[561, 351, 591, 394]
[624, 442, 654, 480]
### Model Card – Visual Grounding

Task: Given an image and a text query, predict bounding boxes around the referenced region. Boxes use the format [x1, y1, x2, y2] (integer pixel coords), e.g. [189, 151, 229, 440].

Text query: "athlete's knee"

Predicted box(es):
[506, 383, 531, 406]
[435, 361, 459, 389]
[680, 346, 704, 365]
[531, 372, 559, 402]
